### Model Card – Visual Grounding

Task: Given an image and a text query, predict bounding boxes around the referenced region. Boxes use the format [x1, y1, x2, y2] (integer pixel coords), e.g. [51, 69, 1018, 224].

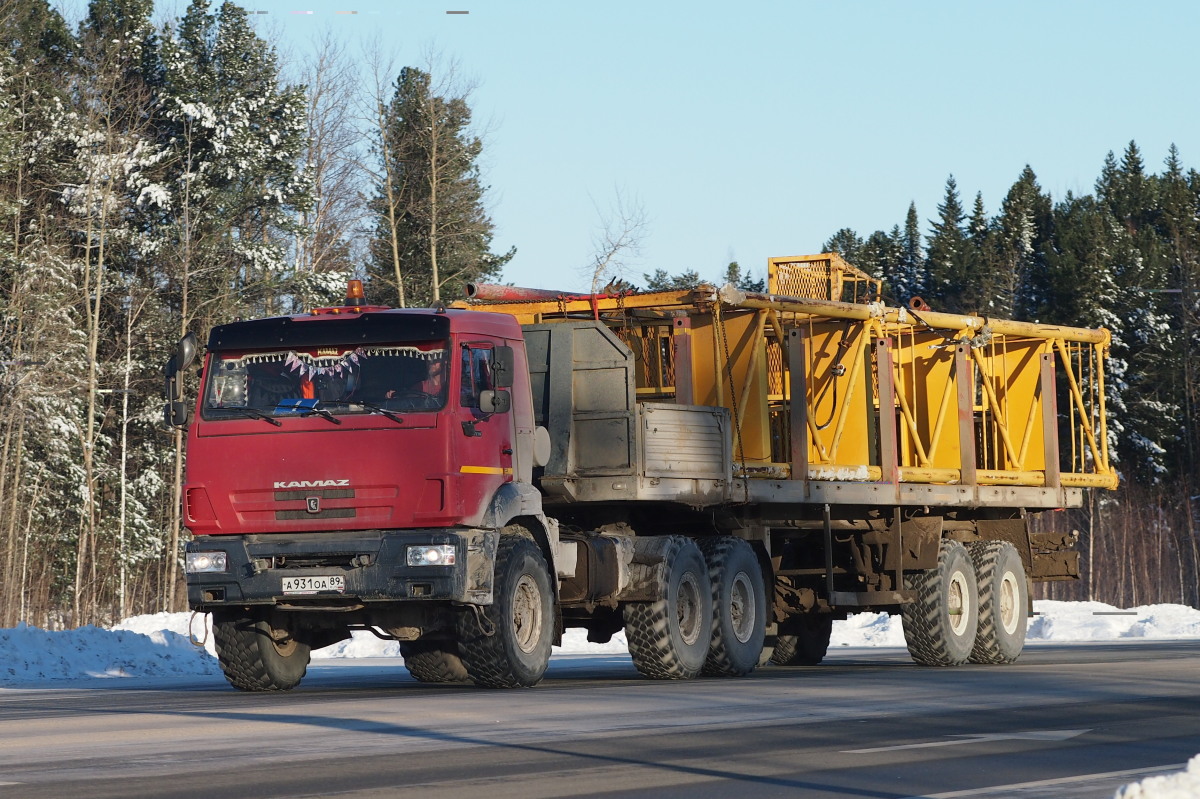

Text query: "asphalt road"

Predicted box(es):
[1, 641, 1198, 799]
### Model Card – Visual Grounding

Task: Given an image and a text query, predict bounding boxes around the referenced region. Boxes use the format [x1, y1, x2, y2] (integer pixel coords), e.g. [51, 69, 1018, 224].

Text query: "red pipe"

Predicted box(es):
[465, 283, 578, 301]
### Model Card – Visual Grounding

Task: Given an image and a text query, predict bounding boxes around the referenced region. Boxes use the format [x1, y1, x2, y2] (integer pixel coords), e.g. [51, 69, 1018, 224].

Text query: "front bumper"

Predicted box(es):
[186, 528, 498, 610]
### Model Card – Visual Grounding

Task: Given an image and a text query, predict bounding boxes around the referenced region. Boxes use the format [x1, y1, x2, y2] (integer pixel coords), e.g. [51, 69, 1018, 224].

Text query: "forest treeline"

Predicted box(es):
[1, 0, 1196, 627]
[0, 0, 508, 627]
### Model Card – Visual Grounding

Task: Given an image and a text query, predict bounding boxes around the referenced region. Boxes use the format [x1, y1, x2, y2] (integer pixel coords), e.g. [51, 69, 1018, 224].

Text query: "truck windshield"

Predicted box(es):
[203, 342, 449, 419]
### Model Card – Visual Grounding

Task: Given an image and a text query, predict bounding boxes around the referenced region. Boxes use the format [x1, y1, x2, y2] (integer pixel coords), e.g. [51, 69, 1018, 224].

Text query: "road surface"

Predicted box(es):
[1, 641, 1198, 798]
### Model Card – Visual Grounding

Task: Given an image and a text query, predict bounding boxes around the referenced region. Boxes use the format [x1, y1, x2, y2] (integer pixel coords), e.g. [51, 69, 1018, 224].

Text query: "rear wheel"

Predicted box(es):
[698, 537, 766, 677]
[456, 534, 554, 688]
[399, 639, 471, 683]
[902, 539, 979, 666]
[212, 612, 311, 691]
[624, 536, 713, 680]
[968, 541, 1028, 664]
[770, 613, 834, 666]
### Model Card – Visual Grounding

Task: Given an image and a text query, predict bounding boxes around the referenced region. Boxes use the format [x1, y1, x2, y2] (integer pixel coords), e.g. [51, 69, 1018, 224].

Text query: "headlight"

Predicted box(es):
[186, 551, 228, 573]
[407, 544, 456, 567]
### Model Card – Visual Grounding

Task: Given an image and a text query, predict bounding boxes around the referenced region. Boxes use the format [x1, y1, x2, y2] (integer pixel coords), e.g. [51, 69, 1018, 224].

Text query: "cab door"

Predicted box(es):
[452, 341, 514, 522]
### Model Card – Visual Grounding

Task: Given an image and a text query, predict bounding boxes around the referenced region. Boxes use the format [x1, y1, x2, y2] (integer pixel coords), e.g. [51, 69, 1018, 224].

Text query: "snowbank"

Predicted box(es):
[1028, 601, 1200, 641]
[0, 618, 219, 683]
[1, 599, 1198, 686]
[1115, 756, 1200, 799]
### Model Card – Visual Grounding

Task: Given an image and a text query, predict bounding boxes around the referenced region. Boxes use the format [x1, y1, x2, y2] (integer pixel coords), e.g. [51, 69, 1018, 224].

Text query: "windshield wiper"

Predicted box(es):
[217, 406, 282, 427]
[299, 406, 343, 425]
[322, 400, 404, 424]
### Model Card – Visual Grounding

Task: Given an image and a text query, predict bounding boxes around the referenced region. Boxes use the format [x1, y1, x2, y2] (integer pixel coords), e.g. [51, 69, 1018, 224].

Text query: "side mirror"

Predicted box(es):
[479, 389, 511, 414]
[163, 332, 199, 429]
[492, 346, 515, 388]
[164, 400, 191, 428]
[176, 332, 198, 373]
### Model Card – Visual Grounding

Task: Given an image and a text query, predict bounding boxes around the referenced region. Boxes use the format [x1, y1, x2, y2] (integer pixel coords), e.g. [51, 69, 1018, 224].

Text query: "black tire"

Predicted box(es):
[212, 613, 311, 691]
[770, 613, 834, 666]
[698, 537, 766, 677]
[456, 535, 554, 688]
[901, 539, 979, 666]
[968, 541, 1028, 664]
[758, 621, 779, 667]
[623, 536, 713, 680]
[399, 639, 471, 683]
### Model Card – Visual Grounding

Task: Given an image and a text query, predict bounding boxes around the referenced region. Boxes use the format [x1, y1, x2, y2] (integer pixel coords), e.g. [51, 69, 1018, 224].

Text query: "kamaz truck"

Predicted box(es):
[165, 254, 1115, 691]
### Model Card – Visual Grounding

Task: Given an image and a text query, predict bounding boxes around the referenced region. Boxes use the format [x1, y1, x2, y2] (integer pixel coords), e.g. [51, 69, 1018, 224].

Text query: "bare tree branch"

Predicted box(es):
[586, 189, 648, 295]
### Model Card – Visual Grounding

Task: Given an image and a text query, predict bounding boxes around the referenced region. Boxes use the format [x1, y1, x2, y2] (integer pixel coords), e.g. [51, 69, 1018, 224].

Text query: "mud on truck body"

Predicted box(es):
[165, 254, 1116, 691]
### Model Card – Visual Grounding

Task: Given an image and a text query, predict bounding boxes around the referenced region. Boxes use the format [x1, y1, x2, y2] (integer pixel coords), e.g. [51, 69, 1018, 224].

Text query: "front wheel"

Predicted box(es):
[212, 613, 312, 691]
[624, 536, 713, 680]
[399, 639, 471, 683]
[456, 535, 554, 688]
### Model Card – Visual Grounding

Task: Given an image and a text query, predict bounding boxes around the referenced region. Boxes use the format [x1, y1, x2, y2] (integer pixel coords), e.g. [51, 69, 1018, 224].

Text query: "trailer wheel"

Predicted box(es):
[902, 539, 979, 666]
[968, 541, 1028, 664]
[456, 535, 554, 688]
[212, 612, 311, 691]
[399, 640, 471, 683]
[770, 613, 834, 666]
[698, 537, 766, 677]
[623, 536, 713, 680]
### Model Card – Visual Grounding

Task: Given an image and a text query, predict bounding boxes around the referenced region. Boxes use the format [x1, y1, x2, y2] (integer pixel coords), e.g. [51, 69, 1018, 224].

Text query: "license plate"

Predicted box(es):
[281, 574, 345, 595]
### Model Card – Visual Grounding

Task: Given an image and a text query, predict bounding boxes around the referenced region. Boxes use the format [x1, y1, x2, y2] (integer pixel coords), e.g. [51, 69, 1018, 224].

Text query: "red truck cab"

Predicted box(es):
[178, 297, 545, 628]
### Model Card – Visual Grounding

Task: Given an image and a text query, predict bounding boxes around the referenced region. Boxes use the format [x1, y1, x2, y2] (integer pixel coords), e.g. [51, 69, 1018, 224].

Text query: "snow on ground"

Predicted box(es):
[3, 600, 1199, 796]
[1115, 756, 1200, 799]
[3, 599, 1198, 684]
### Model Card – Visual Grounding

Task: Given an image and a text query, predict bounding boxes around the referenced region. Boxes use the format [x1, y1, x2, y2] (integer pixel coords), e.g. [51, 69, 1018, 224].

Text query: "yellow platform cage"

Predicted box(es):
[455, 253, 1115, 494]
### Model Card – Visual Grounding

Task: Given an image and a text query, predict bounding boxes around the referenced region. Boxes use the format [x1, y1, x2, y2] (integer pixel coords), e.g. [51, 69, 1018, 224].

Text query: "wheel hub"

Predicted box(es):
[512, 573, 544, 654]
[999, 570, 1020, 635]
[677, 572, 702, 646]
[729, 571, 755, 643]
[948, 570, 970, 636]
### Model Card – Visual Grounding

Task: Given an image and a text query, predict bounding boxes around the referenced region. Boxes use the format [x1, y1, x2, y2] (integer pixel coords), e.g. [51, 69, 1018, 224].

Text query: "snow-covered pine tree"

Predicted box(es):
[822, 228, 864, 267]
[724, 261, 764, 292]
[40, 0, 179, 625]
[154, 0, 312, 327]
[366, 62, 512, 307]
[925, 176, 968, 312]
[0, 1, 93, 626]
[146, 0, 313, 609]
[991, 167, 1053, 319]
[822, 227, 896, 286]
[858, 229, 900, 284]
[891, 201, 927, 303]
[1092, 145, 1176, 483]
[642, 268, 700, 290]
[1152, 146, 1200, 484]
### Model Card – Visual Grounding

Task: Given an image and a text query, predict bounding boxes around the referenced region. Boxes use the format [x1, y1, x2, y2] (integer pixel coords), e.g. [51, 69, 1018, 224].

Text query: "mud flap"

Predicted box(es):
[618, 536, 674, 601]
[464, 529, 500, 604]
[1029, 530, 1080, 580]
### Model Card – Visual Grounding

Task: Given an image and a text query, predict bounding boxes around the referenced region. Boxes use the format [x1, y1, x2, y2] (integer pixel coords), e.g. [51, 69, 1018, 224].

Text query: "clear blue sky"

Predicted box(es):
[244, 0, 1200, 292]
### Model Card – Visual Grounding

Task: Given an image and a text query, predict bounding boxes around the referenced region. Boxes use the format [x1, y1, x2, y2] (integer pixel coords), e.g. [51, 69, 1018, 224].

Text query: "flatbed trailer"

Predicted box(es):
[457, 253, 1114, 663]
